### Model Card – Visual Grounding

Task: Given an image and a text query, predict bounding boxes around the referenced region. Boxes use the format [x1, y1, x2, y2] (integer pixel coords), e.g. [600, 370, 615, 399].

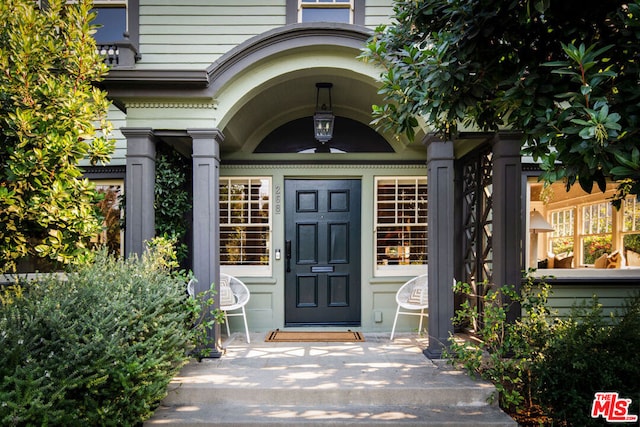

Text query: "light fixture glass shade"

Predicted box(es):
[530, 209, 554, 233]
[313, 111, 334, 143]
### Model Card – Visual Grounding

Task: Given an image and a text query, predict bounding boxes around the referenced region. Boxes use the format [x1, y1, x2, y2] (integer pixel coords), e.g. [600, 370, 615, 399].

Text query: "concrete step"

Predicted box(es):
[146, 403, 516, 426]
[160, 378, 496, 408]
[143, 334, 517, 426]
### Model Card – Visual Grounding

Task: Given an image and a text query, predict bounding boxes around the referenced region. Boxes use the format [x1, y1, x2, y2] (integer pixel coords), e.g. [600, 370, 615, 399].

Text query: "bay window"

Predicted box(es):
[529, 179, 640, 269]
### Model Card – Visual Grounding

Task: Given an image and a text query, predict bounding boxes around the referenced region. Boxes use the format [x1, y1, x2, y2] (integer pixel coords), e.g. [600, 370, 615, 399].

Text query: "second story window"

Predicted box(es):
[300, 0, 353, 24]
[92, 0, 127, 43]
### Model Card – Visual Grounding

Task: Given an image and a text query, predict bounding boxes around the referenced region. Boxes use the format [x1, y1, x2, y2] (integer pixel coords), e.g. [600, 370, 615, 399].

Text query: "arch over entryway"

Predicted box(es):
[206, 23, 420, 155]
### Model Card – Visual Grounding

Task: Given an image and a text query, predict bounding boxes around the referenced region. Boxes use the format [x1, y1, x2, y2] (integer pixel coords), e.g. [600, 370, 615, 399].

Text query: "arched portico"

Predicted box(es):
[112, 23, 521, 359]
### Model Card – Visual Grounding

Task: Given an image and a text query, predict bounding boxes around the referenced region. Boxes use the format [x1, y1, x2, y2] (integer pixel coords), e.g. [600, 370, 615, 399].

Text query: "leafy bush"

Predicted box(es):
[447, 275, 640, 426]
[533, 294, 640, 426]
[445, 275, 553, 413]
[0, 244, 197, 426]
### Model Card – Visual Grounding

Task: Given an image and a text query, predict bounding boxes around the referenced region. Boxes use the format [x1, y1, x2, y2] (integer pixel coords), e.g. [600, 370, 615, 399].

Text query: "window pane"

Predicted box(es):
[302, 8, 350, 23]
[582, 202, 612, 234]
[623, 197, 640, 232]
[92, 7, 126, 43]
[582, 235, 612, 264]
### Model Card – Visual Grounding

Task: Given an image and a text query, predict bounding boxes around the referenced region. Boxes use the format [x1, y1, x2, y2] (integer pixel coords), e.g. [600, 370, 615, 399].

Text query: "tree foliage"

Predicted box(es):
[0, 0, 114, 273]
[361, 0, 640, 206]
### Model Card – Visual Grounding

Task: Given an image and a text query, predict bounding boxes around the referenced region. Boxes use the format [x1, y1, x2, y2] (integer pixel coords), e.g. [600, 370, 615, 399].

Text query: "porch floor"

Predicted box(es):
[145, 331, 516, 426]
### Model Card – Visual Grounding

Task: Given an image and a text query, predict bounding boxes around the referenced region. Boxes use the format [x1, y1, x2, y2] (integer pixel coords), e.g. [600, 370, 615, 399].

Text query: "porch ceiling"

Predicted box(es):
[220, 73, 391, 155]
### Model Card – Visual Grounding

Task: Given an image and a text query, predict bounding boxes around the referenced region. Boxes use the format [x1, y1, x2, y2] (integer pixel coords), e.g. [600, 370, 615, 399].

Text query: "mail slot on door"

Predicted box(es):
[311, 266, 334, 273]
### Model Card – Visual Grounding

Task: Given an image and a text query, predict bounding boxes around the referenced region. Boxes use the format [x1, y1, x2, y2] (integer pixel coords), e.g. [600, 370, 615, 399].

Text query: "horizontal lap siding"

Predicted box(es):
[545, 284, 640, 319]
[138, 0, 286, 68]
[365, 0, 394, 27]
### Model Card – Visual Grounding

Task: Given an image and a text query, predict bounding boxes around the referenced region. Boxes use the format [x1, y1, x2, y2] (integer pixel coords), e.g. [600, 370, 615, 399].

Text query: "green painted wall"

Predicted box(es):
[545, 283, 640, 319]
[139, 0, 286, 69]
[136, 0, 395, 69]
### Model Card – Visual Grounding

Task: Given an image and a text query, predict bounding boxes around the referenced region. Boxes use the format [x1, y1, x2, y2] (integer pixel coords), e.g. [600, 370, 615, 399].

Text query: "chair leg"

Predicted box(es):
[241, 306, 250, 343]
[418, 308, 425, 335]
[224, 311, 230, 338]
[390, 306, 401, 341]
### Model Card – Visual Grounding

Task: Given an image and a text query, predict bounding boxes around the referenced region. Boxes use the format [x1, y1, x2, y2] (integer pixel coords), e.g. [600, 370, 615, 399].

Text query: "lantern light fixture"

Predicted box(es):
[313, 82, 334, 143]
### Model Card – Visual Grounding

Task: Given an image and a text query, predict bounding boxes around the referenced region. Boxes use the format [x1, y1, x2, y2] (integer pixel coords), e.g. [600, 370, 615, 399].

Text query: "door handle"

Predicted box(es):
[285, 240, 292, 273]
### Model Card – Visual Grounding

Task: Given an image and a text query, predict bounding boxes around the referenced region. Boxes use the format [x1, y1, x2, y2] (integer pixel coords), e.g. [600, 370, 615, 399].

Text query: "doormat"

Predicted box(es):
[265, 329, 365, 342]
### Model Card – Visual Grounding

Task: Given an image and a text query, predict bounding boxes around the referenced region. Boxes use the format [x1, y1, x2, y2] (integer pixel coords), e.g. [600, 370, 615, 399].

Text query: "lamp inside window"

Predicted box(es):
[314, 83, 334, 143]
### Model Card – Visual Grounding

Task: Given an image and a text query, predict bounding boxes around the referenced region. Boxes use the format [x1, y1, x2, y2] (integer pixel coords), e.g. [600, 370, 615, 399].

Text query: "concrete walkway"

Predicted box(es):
[145, 331, 517, 426]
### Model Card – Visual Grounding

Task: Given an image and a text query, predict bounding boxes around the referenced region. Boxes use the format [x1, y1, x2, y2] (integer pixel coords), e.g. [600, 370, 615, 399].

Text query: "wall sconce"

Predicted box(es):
[314, 82, 334, 143]
[529, 208, 555, 268]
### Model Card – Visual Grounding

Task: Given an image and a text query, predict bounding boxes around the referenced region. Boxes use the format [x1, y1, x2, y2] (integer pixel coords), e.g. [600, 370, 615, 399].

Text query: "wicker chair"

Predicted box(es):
[219, 273, 251, 343]
[390, 273, 429, 341]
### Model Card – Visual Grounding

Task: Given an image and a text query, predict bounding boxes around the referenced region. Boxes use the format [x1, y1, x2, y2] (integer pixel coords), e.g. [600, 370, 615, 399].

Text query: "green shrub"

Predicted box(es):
[0, 245, 197, 426]
[446, 275, 640, 426]
[533, 294, 640, 426]
[444, 274, 553, 413]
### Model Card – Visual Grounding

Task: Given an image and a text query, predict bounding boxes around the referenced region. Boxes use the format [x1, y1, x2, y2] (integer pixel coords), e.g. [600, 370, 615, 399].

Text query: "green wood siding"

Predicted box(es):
[365, 0, 394, 27]
[136, 0, 395, 69]
[545, 283, 640, 319]
[139, 0, 286, 68]
[107, 105, 127, 166]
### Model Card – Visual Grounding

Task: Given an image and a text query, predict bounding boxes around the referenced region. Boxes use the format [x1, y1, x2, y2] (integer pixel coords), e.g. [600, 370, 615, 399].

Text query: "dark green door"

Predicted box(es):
[284, 179, 361, 326]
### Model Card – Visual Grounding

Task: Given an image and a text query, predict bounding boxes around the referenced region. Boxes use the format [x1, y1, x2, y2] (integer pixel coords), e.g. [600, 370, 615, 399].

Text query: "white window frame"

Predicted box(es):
[621, 196, 640, 257]
[578, 201, 613, 265]
[298, 0, 354, 24]
[374, 176, 428, 277]
[220, 177, 272, 277]
[548, 207, 575, 255]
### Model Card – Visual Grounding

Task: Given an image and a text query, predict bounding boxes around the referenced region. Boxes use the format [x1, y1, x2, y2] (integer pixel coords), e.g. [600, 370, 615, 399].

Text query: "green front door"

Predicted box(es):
[284, 179, 361, 326]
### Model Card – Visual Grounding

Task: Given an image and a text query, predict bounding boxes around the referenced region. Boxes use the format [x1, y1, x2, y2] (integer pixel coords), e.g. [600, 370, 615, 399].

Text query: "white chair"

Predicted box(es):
[219, 273, 251, 343]
[186, 277, 196, 298]
[390, 273, 429, 340]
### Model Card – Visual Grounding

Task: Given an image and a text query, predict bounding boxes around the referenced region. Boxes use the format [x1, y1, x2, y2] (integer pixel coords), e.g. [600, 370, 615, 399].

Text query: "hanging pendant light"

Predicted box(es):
[313, 82, 334, 143]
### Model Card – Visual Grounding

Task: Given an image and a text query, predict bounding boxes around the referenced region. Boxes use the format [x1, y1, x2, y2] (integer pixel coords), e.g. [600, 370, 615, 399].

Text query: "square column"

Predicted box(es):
[122, 127, 156, 257]
[491, 134, 523, 322]
[188, 128, 224, 357]
[424, 138, 456, 358]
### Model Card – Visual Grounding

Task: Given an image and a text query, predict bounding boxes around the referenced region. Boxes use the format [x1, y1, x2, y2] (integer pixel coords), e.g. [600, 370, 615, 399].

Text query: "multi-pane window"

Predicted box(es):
[581, 202, 612, 264]
[549, 208, 574, 254]
[623, 197, 640, 260]
[220, 178, 271, 274]
[375, 177, 427, 275]
[299, 0, 353, 23]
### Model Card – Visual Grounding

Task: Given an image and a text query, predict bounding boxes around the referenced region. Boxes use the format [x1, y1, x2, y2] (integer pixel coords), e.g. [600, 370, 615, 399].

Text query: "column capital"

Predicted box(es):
[491, 132, 524, 158]
[187, 128, 225, 143]
[120, 127, 155, 138]
[426, 138, 454, 161]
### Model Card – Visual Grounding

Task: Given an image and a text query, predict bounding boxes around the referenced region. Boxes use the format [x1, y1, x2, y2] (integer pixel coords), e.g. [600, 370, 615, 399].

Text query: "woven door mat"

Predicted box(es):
[265, 329, 365, 342]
